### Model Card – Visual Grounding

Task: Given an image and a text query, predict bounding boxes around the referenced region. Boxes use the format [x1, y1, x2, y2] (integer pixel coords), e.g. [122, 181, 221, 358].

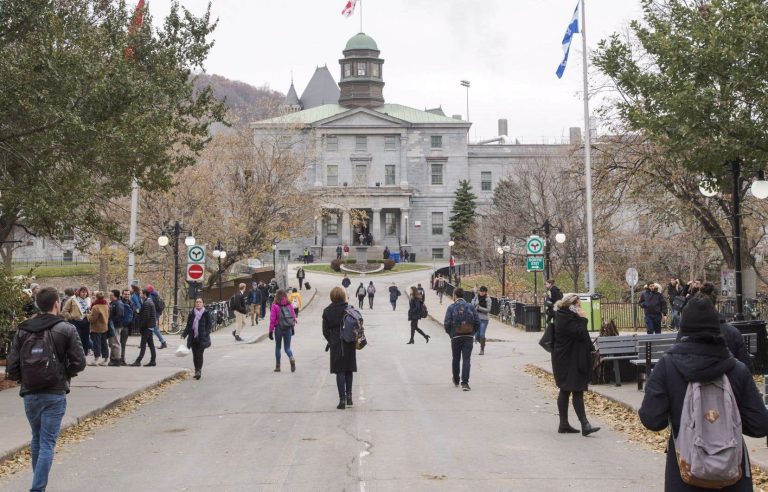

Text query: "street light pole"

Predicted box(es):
[158, 221, 194, 331]
[448, 239, 455, 282]
[212, 240, 227, 302]
[404, 214, 408, 244]
[460, 80, 470, 142]
[731, 159, 744, 320]
[543, 220, 552, 281]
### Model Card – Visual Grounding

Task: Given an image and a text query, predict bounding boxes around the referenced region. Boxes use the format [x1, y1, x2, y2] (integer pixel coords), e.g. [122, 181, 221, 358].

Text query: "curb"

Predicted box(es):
[0, 369, 187, 465]
[246, 333, 269, 345]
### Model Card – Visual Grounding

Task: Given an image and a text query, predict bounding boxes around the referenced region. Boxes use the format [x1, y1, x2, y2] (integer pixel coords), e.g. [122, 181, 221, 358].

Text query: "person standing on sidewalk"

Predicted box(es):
[107, 290, 125, 367]
[551, 293, 600, 436]
[544, 279, 563, 329]
[296, 266, 306, 290]
[87, 292, 110, 367]
[62, 286, 91, 357]
[639, 282, 667, 334]
[388, 282, 401, 311]
[247, 282, 262, 327]
[119, 289, 134, 365]
[355, 282, 367, 309]
[288, 288, 303, 318]
[269, 289, 297, 373]
[145, 285, 167, 349]
[407, 286, 430, 344]
[6, 286, 86, 492]
[472, 286, 490, 355]
[443, 288, 479, 391]
[366, 281, 376, 309]
[342, 274, 352, 298]
[182, 298, 212, 380]
[322, 287, 357, 410]
[130, 289, 157, 367]
[230, 283, 248, 342]
[336, 244, 343, 260]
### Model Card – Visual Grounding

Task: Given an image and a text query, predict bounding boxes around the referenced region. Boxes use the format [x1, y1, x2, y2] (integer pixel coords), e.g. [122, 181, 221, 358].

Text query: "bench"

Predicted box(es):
[593, 335, 639, 386]
[630, 334, 678, 390]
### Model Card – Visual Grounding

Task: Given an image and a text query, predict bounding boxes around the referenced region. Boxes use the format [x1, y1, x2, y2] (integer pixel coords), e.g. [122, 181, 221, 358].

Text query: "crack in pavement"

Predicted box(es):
[340, 424, 374, 488]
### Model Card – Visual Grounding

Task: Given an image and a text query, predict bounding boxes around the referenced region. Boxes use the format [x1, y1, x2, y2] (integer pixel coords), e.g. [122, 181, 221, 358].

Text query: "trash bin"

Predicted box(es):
[307, 254, 314, 264]
[409, 253, 416, 263]
[391, 252, 401, 263]
[731, 320, 767, 372]
[580, 295, 602, 332]
[523, 305, 542, 332]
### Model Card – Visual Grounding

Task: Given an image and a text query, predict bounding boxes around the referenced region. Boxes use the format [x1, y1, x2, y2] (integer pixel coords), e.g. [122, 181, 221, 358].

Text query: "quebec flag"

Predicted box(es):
[556, 1, 580, 79]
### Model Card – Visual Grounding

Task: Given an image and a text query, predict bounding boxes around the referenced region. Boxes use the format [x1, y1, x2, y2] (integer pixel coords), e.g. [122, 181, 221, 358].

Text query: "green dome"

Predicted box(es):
[344, 32, 378, 52]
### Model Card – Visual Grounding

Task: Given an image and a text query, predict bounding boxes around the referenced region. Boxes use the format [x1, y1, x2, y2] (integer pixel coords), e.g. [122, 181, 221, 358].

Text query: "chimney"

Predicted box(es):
[452, 114, 463, 120]
[569, 127, 582, 145]
[498, 119, 508, 137]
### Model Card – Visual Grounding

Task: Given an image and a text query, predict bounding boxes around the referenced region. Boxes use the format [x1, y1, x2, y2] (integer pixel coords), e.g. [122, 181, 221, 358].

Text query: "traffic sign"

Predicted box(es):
[526, 235, 544, 256]
[186, 263, 205, 281]
[526, 256, 545, 272]
[187, 245, 206, 264]
[625, 267, 639, 287]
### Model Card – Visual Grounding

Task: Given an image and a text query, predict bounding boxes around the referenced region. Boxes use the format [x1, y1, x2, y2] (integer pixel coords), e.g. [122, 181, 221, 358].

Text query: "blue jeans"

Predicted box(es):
[451, 336, 473, 384]
[24, 393, 67, 492]
[274, 328, 294, 361]
[152, 325, 165, 344]
[475, 319, 489, 339]
[645, 314, 662, 334]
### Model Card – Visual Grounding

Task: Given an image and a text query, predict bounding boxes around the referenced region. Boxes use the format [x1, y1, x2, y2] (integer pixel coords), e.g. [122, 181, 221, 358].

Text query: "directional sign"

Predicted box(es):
[526, 256, 545, 272]
[625, 267, 639, 287]
[186, 263, 205, 281]
[526, 235, 544, 256]
[187, 245, 206, 264]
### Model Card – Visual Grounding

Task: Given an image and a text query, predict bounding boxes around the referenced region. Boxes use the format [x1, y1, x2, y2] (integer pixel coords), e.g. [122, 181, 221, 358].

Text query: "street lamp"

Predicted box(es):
[157, 221, 194, 331]
[272, 243, 277, 270]
[448, 239, 455, 282]
[212, 241, 227, 301]
[497, 243, 510, 298]
[535, 219, 565, 281]
[404, 214, 408, 244]
[460, 80, 470, 142]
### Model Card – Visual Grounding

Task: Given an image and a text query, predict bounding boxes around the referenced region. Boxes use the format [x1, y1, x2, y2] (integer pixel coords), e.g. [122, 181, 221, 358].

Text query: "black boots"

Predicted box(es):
[479, 337, 486, 355]
[558, 422, 580, 433]
[194, 370, 201, 380]
[346, 394, 353, 406]
[290, 358, 296, 373]
[580, 421, 601, 436]
[274, 362, 280, 372]
[337, 399, 346, 410]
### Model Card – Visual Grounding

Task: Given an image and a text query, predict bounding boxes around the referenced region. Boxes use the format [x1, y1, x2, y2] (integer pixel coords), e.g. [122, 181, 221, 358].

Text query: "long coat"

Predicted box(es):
[551, 308, 592, 392]
[183, 309, 212, 349]
[322, 301, 357, 374]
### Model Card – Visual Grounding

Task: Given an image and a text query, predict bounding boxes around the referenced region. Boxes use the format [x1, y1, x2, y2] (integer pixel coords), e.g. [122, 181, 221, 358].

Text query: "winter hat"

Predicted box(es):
[146, 284, 154, 293]
[679, 296, 720, 337]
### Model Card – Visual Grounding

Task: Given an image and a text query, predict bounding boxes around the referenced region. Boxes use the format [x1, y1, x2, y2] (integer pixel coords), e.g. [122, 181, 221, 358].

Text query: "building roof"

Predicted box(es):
[284, 82, 300, 106]
[426, 106, 446, 117]
[299, 66, 340, 109]
[254, 103, 469, 126]
[344, 32, 378, 52]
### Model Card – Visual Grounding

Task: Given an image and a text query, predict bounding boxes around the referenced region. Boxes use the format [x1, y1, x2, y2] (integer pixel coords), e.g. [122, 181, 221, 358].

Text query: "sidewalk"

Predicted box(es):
[420, 287, 768, 472]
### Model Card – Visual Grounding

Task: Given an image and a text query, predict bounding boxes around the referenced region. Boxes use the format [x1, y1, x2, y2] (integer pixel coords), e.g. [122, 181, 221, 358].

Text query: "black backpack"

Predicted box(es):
[152, 293, 165, 315]
[18, 326, 62, 390]
[419, 300, 428, 319]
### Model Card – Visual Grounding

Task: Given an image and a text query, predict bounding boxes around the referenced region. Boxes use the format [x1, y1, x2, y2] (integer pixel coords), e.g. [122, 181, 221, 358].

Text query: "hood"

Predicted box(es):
[17, 313, 65, 333]
[666, 339, 736, 382]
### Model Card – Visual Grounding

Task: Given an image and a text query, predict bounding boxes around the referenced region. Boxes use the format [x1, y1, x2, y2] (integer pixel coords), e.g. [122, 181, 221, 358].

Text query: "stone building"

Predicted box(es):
[253, 32, 578, 261]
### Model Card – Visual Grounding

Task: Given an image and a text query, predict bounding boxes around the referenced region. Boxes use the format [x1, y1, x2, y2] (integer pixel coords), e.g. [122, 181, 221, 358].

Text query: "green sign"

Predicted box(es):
[526, 235, 544, 255]
[526, 256, 545, 272]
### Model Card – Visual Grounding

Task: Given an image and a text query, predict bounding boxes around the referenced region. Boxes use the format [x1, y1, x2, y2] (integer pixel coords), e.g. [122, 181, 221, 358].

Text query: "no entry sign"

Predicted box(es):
[186, 263, 205, 281]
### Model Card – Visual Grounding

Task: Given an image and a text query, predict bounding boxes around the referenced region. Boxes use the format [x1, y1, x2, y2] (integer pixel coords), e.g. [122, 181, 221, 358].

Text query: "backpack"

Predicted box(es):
[672, 295, 686, 312]
[18, 325, 62, 391]
[340, 306, 364, 343]
[419, 300, 428, 319]
[674, 374, 743, 488]
[453, 303, 475, 336]
[367, 284, 375, 295]
[120, 300, 133, 327]
[278, 305, 295, 331]
[152, 292, 165, 315]
[291, 297, 299, 309]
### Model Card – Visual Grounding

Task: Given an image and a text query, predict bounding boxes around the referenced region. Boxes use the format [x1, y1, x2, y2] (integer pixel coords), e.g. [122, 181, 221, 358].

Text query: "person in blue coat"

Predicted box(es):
[182, 298, 213, 380]
[247, 282, 263, 326]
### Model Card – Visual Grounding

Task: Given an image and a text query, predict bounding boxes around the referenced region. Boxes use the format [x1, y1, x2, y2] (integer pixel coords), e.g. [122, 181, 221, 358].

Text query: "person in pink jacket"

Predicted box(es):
[269, 289, 297, 373]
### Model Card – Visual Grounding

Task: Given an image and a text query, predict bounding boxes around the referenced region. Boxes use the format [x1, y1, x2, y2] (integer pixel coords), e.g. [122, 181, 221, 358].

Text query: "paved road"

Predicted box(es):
[1, 268, 665, 491]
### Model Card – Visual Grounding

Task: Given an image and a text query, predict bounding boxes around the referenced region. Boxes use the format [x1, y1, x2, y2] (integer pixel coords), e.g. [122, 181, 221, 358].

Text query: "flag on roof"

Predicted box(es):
[342, 0, 358, 17]
[556, 1, 580, 79]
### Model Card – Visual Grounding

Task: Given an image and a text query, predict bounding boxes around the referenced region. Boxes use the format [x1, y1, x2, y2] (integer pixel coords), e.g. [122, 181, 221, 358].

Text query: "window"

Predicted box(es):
[344, 64, 351, 78]
[384, 135, 397, 151]
[326, 135, 338, 151]
[432, 212, 444, 235]
[385, 165, 396, 185]
[354, 164, 367, 186]
[384, 212, 396, 236]
[431, 163, 444, 185]
[327, 215, 338, 236]
[326, 165, 338, 186]
[355, 136, 367, 151]
[63, 250, 73, 263]
[357, 63, 366, 76]
[432, 248, 445, 260]
[481, 171, 492, 191]
[431, 135, 443, 148]
[372, 63, 380, 77]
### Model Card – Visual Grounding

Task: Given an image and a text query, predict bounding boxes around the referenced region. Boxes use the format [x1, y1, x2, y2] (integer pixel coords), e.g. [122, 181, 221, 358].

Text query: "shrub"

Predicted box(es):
[383, 259, 395, 270]
[330, 259, 342, 272]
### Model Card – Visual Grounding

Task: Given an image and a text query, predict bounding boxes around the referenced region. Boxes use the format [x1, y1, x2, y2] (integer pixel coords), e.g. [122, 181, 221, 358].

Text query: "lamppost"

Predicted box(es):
[211, 240, 227, 301]
[404, 214, 408, 244]
[460, 80, 470, 142]
[496, 243, 511, 297]
[272, 243, 277, 271]
[535, 219, 566, 280]
[313, 215, 318, 246]
[448, 239, 455, 282]
[157, 221, 195, 331]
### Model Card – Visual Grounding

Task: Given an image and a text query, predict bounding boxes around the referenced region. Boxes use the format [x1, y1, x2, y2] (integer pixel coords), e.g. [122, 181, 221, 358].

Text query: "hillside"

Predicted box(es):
[194, 73, 284, 129]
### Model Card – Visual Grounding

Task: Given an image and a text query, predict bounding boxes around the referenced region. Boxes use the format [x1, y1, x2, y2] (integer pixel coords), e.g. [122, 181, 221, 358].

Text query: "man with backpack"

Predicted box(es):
[639, 295, 768, 490]
[230, 282, 248, 342]
[443, 288, 480, 391]
[388, 282, 401, 311]
[107, 290, 127, 366]
[145, 285, 167, 349]
[639, 282, 667, 334]
[6, 286, 86, 492]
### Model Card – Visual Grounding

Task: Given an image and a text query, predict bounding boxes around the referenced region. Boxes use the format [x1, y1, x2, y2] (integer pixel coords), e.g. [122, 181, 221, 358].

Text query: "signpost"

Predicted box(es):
[526, 236, 546, 305]
[526, 256, 545, 272]
[626, 267, 639, 328]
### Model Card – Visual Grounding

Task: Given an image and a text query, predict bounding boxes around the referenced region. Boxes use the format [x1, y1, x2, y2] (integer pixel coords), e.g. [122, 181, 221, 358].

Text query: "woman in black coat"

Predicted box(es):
[322, 286, 357, 410]
[640, 296, 768, 491]
[182, 298, 212, 380]
[406, 286, 430, 344]
[551, 293, 600, 436]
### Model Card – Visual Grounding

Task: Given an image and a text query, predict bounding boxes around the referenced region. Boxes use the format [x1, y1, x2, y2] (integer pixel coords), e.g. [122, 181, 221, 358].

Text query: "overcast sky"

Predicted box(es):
[148, 0, 642, 141]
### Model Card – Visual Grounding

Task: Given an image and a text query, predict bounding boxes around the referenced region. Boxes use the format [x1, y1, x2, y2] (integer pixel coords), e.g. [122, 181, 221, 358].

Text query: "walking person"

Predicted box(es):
[296, 266, 306, 291]
[62, 285, 91, 356]
[640, 295, 768, 490]
[130, 288, 157, 367]
[472, 286, 490, 355]
[355, 282, 367, 309]
[443, 288, 479, 391]
[544, 279, 563, 329]
[417, 283, 426, 299]
[288, 287, 303, 318]
[87, 292, 110, 367]
[6, 286, 86, 492]
[342, 274, 352, 298]
[435, 275, 446, 304]
[258, 281, 269, 320]
[247, 282, 262, 327]
[366, 281, 376, 309]
[230, 282, 248, 342]
[388, 282, 401, 311]
[269, 289, 297, 373]
[322, 287, 358, 409]
[639, 282, 667, 334]
[107, 290, 125, 367]
[182, 298, 212, 380]
[407, 286, 430, 344]
[551, 293, 600, 436]
[145, 285, 167, 349]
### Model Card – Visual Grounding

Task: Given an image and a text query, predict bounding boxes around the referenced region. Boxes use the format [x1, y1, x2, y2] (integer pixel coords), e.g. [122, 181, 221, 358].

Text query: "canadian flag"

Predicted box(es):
[341, 0, 357, 17]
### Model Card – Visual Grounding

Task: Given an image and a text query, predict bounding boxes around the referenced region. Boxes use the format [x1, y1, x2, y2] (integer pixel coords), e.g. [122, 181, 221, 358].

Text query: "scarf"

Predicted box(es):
[191, 307, 204, 337]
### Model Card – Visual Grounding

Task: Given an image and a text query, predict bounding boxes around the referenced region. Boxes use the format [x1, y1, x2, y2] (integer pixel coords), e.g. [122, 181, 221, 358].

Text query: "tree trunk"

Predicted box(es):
[98, 235, 109, 292]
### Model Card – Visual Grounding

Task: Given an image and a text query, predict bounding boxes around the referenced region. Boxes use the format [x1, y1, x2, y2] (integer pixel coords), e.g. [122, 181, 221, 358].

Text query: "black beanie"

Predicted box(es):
[679, 296, 721, 336]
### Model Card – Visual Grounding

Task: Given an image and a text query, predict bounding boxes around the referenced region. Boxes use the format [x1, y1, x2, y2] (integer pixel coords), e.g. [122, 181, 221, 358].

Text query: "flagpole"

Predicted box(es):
[580, 0, 596, 295]
[127, 178, 139, 284]
[359, 0, 363, 32]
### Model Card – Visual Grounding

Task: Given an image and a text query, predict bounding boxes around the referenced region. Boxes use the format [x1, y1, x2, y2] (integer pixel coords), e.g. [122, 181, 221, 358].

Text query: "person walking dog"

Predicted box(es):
[182, 298, 212, 380]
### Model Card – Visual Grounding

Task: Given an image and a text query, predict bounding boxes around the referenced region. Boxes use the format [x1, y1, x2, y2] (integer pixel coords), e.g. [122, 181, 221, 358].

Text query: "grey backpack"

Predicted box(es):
[674, 374, 743, 489]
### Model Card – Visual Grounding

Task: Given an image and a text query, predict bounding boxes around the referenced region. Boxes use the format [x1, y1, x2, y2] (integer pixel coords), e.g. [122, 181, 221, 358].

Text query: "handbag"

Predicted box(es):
[538, 322, 554, 353]
[356, 334, 368, 350]
[175, 343, 190, 357]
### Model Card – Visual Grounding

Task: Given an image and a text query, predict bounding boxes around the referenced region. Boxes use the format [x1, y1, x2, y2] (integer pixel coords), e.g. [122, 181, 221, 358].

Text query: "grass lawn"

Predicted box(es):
[302, 263, 432, 275]
[12, 263, 98, 278]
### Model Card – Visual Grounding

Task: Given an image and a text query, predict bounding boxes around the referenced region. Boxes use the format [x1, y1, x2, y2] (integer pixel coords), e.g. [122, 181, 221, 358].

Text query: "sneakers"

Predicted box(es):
[290, 358, 296, 373]
[98, 358, 108, 366]
[453, 379, 460, 388]
[143, 361, 156, 367]
[159, 341, 167, 349]
[461, 383, 471, 391]
[88, 356, 97, 366]
[107, 360, 121, 367]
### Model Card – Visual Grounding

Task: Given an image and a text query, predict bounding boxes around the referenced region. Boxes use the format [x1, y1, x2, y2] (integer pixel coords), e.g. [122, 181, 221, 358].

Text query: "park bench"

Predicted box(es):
[593, 335, 639, 387]
[630, 333, 678, 391]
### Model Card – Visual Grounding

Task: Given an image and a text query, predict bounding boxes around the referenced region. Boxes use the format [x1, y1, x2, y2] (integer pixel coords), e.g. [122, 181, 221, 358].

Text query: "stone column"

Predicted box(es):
[399, 134, 409, 187]
[401, 208, 410, 245]
[341, 210, 351, 246]
[371, 208, 382, 246]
